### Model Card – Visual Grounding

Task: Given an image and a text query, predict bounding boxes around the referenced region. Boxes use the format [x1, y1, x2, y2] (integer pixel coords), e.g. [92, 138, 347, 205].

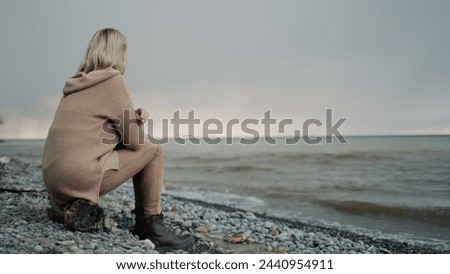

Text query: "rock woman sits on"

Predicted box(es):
[42, 28, 194, 252]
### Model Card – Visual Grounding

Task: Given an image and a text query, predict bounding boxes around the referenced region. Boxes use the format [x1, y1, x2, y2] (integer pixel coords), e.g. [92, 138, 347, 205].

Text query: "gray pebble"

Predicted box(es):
[60, 240, 76, 246]
[34, 245, 43, 252]
[182, 220, 192, 228]
[69, 246, 79, 252]
[142, 239, 155, 250]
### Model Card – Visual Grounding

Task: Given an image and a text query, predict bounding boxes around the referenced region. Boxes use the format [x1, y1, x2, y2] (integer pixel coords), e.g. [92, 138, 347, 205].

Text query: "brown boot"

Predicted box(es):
[132, 209, 195, 252]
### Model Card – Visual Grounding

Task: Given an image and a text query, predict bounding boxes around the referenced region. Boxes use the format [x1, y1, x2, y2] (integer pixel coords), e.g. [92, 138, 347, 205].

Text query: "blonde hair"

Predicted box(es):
[77, 28, 127, 74]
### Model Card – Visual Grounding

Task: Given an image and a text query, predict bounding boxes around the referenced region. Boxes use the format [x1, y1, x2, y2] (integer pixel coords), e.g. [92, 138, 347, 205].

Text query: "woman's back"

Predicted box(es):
[42, 67, 130, 204]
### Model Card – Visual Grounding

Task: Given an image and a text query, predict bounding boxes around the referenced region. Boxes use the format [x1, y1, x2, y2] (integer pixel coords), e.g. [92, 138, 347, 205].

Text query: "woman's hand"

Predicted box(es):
[135, 107, 149, 125]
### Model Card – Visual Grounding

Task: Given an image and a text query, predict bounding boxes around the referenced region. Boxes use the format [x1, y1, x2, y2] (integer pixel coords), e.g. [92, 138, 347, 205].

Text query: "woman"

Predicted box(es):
[42, 28, 194, 252]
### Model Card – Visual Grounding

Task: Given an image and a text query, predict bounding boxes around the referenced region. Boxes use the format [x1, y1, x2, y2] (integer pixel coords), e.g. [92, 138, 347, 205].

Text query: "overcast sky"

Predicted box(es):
[0, 0, 449, 138]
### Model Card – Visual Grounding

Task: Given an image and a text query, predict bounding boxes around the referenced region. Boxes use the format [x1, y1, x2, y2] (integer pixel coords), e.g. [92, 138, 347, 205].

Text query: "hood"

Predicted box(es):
[62, 67, 121, 95]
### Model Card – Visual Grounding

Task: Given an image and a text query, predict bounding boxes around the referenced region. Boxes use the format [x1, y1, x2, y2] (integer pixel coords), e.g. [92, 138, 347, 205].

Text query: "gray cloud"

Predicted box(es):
[1, 0, 449, 138]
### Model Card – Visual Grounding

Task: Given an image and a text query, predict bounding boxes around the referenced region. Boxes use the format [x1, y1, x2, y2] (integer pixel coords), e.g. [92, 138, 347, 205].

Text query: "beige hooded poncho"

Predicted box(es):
[42, 67, 136, 205]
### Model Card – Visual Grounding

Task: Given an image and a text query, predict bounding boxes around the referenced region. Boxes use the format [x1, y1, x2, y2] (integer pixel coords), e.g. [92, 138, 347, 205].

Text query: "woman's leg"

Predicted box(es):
[132, 146, 164, 215]
[100, 142, 194, 251]
[100, 142, 164, 216]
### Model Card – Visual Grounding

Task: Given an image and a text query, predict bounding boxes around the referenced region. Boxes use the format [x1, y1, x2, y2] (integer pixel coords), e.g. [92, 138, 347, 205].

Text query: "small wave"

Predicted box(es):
[171, 155, 235, 163]
[170, 156, 204, 162]
[164, 189, 265, 208]
[172, 151, 397, 166]
[292, 152, 394, 162]
[14, 153, 43, 157]
[216, 165, 273, 173]
[326, 152, 395, 161]
[318, 200, 450, 227]
[0, 156, 11, 164]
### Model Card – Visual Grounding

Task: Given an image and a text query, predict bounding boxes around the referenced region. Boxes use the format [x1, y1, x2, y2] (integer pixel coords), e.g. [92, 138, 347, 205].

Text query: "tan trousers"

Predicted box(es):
[100, 142, 164, 216]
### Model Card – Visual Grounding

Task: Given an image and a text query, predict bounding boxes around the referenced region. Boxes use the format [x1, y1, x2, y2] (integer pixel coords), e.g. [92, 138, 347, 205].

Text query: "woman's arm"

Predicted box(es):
[108, 76, 150, 151]
[135, 107, 149, 125]
[115, 107, 148, 151]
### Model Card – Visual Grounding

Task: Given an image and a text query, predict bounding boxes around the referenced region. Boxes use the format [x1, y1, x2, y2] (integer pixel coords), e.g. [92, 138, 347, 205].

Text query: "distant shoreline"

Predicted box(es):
[1, 134, 449, 142]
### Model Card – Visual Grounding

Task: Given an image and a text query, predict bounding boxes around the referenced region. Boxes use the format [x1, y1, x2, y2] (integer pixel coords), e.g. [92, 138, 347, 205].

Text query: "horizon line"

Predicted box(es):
[1, 133, 450, 141]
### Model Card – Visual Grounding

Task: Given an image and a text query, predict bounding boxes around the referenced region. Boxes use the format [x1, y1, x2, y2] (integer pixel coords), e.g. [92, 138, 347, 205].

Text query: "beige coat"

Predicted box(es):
[42, 67, 139, 204]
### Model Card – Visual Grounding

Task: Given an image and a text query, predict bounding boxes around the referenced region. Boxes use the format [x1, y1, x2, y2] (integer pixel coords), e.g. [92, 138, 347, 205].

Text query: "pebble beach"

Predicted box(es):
[0, 157, 448, 254]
